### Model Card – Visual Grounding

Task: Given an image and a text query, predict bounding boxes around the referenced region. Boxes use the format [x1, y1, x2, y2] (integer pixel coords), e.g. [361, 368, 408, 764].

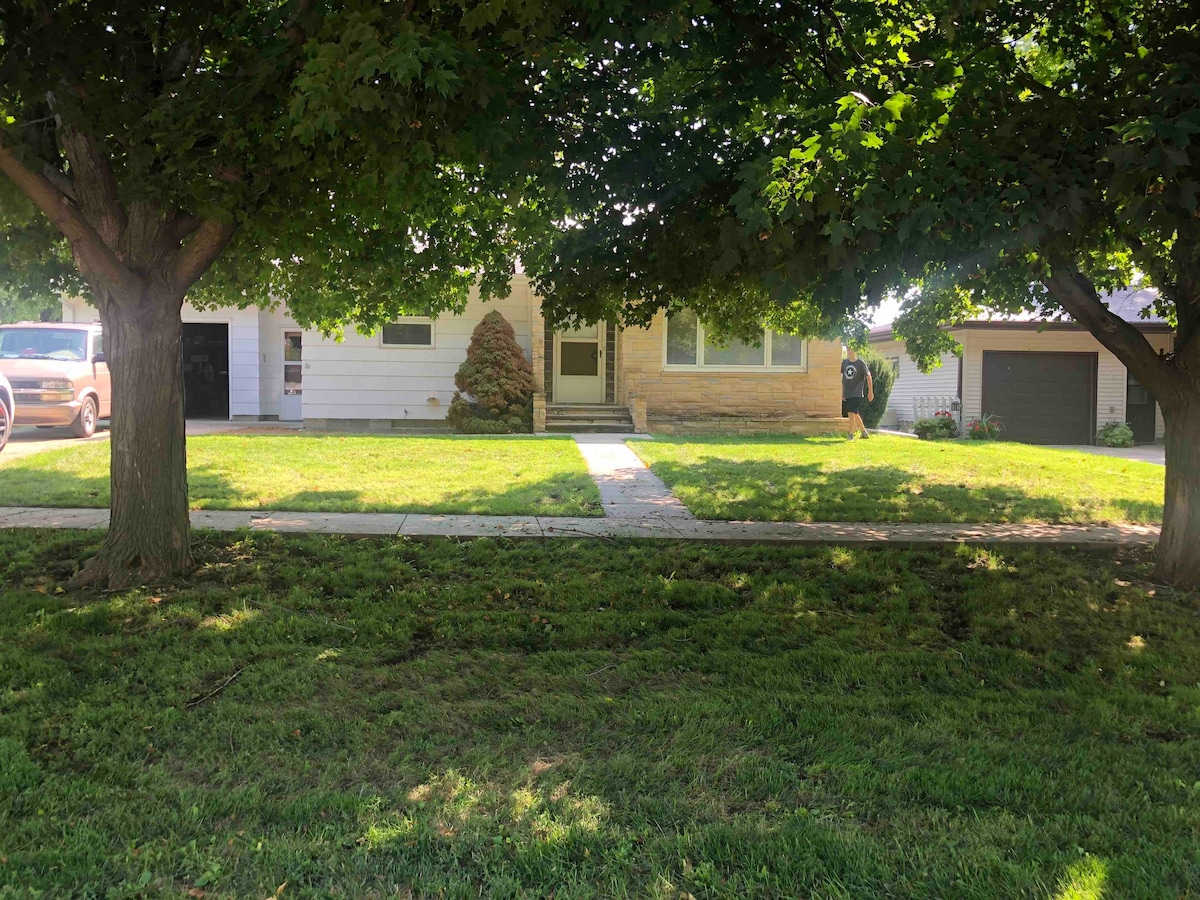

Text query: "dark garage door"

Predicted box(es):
[982, 351, 1096, 444]
[182, 323, 230, 420]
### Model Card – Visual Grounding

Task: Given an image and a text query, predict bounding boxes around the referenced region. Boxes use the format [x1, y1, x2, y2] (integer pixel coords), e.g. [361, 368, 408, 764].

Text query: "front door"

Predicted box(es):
[554, 322, 605, 403]
[282, 331, 303, 421]
[1127, 371, 1157, 444]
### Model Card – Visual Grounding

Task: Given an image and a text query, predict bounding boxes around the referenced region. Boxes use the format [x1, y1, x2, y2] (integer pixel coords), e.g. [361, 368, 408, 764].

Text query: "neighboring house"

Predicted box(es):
[869, 287, 1173, 444]
[61, 279, 845, 434]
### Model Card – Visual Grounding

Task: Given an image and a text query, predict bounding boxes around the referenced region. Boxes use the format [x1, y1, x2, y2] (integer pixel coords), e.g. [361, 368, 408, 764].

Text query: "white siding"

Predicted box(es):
[870, 337, 960, 428]
[958, 328, 1174, 439]
[220, 308, 262, 419]
[301, 279, 537, 422]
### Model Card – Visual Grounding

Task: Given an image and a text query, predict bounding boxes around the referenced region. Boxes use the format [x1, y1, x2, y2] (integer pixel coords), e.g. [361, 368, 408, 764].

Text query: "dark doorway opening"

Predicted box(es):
[182, 323, 230, 420]
[1126, 371, 1158, 444]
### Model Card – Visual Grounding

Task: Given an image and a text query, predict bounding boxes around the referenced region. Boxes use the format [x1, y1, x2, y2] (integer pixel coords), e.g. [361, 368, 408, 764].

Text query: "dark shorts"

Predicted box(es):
[843, 396, 865, 415]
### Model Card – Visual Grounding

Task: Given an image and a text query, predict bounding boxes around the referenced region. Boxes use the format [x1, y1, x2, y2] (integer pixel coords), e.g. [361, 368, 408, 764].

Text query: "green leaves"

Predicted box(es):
[0, 1, 616, 330]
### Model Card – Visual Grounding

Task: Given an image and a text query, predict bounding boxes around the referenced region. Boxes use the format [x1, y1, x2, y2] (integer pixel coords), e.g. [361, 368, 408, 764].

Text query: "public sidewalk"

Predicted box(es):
[0, 505, 1161, 547]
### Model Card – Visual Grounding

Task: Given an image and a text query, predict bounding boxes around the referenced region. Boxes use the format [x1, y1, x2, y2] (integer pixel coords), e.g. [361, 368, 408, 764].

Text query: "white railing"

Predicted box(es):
[913, 396, 962, 430]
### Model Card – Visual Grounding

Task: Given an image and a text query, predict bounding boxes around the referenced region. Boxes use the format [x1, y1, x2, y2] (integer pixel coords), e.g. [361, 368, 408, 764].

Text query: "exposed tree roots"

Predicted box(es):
[65, 543, 194, 592]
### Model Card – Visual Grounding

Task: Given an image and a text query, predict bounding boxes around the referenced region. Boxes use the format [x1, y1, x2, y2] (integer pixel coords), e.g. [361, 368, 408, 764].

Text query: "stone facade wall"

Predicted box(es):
[617, 313, 845, 420]
[647, 414, 846, 436]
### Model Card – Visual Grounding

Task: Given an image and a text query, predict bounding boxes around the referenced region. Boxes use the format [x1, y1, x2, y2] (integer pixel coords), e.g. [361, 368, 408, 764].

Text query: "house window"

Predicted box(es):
[663, 311, 808, 370]
[381, 319, 434, 347]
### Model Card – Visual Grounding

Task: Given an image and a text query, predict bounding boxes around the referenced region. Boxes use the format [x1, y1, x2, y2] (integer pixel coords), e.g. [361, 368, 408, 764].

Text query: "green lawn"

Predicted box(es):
[3, 532, 1198, 897]
[631, 435, 1164, 524]
[0, 435, 602, 516]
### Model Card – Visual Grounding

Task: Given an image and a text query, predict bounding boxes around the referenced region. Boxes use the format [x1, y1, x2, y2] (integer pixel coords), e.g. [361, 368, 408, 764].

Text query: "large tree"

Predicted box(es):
[0, 0, 623, 587]
[525, 0, 1200, 586]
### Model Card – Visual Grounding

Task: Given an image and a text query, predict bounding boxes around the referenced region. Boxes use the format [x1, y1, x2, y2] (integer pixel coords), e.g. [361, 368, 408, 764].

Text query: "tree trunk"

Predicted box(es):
[71, 285, 192, 589]
[1156, 396, 1200, 588]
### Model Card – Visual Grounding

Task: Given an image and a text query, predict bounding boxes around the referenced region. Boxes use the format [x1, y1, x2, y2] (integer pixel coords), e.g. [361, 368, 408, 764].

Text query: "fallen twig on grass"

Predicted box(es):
[185, 666, 247, 710]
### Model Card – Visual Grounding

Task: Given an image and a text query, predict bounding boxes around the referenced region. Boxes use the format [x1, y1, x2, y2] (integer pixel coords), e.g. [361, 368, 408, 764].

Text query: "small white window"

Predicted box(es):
[663, 311, 808, 371]
[381, 319, 434, 348]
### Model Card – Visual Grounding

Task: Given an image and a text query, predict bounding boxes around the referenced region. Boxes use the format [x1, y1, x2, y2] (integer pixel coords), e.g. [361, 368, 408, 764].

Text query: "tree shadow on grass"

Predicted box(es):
[2, 533, 1194, 897]
[0, 460, 602, 517]
[0, 464, 111, 509]
[202, 477, 602, 517]
[648, 458, 1162, 524]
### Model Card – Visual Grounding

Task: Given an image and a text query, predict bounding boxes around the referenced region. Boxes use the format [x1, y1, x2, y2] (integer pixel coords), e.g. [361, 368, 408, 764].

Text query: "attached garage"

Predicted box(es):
[982, 351, 1097, 444]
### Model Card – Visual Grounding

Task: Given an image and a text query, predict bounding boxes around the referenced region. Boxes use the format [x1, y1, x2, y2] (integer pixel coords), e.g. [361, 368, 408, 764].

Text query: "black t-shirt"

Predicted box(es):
[841, 358, 869, 399]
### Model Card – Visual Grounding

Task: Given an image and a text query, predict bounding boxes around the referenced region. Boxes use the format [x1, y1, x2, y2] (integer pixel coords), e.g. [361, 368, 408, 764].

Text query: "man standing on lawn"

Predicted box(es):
[841, 348, 874, 439]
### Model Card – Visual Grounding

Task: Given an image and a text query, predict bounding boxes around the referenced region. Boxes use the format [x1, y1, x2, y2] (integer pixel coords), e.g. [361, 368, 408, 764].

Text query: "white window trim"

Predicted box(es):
[379, 316, 436, 349]
[662, 317, 809, 373]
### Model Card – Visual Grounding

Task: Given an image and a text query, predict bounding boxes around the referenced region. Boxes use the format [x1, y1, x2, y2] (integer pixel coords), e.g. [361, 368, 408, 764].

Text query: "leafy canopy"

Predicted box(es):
[0, 0, 651, 329]
[524, 0, 1197, 372]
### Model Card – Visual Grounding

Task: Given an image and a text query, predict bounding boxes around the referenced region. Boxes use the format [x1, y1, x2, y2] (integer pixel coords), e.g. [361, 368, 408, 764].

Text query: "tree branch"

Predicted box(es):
[167, 218, 236, 294]
[283, 0, 313, 47]
[160, 38, 196, 82]
[163, 212, 203, 248]
[58, 126, 127, 249]
[41, 163, 77, 200]
[1043, 259, 1175, 402]
[0, 136, 141, 296]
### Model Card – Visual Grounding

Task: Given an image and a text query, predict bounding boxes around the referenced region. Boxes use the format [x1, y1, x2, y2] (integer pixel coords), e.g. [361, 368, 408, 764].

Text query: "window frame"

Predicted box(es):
[379, 316, 436, 349]
[661, 314, 808, 373]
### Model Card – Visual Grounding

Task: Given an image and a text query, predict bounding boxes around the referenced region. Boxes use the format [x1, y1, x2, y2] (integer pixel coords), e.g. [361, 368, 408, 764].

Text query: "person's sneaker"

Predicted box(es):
[861, 430, 870, 439]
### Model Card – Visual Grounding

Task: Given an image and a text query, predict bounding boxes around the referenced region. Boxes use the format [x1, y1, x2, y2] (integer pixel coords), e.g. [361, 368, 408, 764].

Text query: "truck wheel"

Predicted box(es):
[71, 397, 98, 438]
[0, 400, 10, 452]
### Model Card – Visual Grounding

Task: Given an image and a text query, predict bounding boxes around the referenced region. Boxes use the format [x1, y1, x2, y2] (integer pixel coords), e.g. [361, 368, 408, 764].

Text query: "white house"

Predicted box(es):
[62, 278, 848, 434]
[869, 288, 1173, 444]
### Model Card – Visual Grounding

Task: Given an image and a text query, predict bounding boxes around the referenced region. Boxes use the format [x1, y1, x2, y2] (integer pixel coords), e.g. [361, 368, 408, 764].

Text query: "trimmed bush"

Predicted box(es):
[914, 411, 960, 440]
[447, 310, 535, 434]
[859, 347, 896, 429]
[1097, 421, 1136, 448]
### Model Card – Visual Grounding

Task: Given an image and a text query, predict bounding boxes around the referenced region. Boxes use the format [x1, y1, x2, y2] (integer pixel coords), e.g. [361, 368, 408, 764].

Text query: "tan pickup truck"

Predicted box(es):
[0, 322, 110, 438]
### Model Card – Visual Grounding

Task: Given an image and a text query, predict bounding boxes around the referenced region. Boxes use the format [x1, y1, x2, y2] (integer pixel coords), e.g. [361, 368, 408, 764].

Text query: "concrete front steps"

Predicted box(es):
[546, 403, 635, 433]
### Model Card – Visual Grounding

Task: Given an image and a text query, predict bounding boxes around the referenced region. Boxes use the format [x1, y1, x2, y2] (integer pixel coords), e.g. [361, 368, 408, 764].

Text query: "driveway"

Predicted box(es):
[1054, 444, 1166, 465]
[1, 425, 110, 463]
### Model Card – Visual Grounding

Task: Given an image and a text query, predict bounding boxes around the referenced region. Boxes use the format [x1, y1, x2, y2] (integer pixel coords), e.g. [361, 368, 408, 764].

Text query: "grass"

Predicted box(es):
[631, 435, 1165, 524]
[0, 434, 602, 516]
[2, 531, 1199, 898]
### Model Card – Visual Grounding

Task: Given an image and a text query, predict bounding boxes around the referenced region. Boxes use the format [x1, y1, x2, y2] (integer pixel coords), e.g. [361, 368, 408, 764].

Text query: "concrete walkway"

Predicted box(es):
[572, 434, 694, 519]
[0, 505, 1160, 547]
